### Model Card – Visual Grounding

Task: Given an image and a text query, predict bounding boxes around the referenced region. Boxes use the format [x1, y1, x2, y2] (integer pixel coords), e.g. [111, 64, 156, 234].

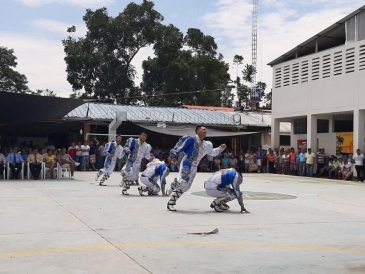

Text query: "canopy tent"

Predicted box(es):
[0, 91, 84, 125]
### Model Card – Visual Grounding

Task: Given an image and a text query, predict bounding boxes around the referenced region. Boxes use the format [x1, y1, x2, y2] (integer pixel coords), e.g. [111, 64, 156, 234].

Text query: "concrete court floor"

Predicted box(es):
[0, 171, 365, 274]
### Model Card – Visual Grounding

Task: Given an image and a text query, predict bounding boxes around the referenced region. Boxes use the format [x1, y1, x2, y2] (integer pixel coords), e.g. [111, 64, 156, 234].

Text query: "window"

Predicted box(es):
[280, 135, 291, 146]
[333, 114, 353, 132]
[317, 119, 329, 133]
[294, 118, 307, 134]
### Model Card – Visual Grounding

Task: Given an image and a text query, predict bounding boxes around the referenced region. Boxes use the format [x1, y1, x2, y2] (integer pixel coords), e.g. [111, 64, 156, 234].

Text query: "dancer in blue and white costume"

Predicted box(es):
[166, 125, 227, 211]
[204, 168, 250, 213]
[121, 132, 151, 195]
[138, 159, 170, 196]
[95, 135, 125, 186]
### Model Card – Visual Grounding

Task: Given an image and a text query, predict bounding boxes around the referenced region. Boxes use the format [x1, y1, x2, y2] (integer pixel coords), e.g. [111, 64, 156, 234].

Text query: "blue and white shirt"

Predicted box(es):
[124, 138, 151, 165]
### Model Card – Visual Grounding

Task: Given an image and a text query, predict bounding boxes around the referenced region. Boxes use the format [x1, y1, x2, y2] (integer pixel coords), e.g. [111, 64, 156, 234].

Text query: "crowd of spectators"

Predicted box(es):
[1, 139, 363, 182]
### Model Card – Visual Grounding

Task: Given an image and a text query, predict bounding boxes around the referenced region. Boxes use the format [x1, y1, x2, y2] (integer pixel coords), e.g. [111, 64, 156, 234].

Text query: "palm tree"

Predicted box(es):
[336, 135, 344, 150]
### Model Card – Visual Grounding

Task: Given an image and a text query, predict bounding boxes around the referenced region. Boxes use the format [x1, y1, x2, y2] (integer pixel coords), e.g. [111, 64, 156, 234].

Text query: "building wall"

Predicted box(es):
[272, 40, 365, 118]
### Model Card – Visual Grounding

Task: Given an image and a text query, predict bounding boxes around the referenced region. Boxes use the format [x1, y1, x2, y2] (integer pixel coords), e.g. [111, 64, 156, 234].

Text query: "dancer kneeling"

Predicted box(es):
[204, 168, 250, 213]
[95, 136, 124, 186]
[138, 159, 170, 196]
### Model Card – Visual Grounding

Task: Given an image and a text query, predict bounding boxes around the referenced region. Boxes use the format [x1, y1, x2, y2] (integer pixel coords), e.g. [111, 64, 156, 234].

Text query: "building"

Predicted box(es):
[269, 5, 365, 156]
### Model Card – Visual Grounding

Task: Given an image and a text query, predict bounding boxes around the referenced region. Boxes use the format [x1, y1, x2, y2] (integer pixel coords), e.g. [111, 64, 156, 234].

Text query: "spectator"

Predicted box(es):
[153, 146, 162, 157]
[57, 147, 79, 180]
[44, 149, 57, 179]
[244, 150, 250, 172]
[89, 139, 99, 171]
[352, 149, 365, 182]
[289, 148, 297, 175]
[336, 149, 344, 161]
[328, 157, 340, 179]
[228, 154, 238, 169]
[213, 156, 221, 172]
[199, 157, 210, 172]
[298, 148, 306, 176]
[68, 142, 77, 161]
[237, 150, 245, 173]
[282, 150, 290, 175]
[256, 146, 263, 173]
[316, 148, 326, 176]
[0, 149, 6, 179]
[27, 148, 43, 180]
[45, 142, 55, 150]
[261, 150, 268, 173]
[275, 150, 283, 174]
[7, 147, 24, 179]
[318, 157, 333, 177]
[169, 158, 179, 172]
[267, 149, 276, 174]
[336, 159, 345, 180]
[81, 140, 90, 171]
[222, 154, 229, 169]
[305, 148, 316, 177]
[40, 148, 47, 157]
[340, 159, 353, 181]
[75, 142, 82, 170]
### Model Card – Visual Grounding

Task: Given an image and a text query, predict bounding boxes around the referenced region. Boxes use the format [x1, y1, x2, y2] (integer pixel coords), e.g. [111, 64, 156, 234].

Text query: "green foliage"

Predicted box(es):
[62, 0, 163, 103]
[141, 25, 230, 106]
[29, 89, 57, 97]
[0, 47, 29, 93]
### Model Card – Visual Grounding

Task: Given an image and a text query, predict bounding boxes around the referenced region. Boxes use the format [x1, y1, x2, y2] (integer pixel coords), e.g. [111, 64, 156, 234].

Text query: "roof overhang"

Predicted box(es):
[134, 123, 258, 137]
[0, 92, 84, 125]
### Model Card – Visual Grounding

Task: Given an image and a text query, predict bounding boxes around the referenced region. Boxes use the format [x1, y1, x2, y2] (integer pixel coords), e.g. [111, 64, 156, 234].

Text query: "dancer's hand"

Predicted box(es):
[240, 206, 250, 213]
[220, 144, 227, 150]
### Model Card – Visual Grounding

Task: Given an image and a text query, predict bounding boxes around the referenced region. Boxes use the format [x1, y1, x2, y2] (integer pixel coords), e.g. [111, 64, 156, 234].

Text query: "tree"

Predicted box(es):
[0, 47, 29, 93]
[141, 26, 230, 106]
[263, 89, 272, 108]
[29, 89, 57, 97]
[62, 1, 163, 103]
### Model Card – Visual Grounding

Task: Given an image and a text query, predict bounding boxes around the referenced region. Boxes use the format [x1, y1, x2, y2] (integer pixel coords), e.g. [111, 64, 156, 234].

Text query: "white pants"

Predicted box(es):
[140, 175, 160, 194]
[102, 156, 116, 176]
[121, 162, 141, 181]
[173, 165, 198, 192]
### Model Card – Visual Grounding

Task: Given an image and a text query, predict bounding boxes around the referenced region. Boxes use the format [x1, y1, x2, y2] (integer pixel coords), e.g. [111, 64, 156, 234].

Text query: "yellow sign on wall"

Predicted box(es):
[336, 132, 353, 153]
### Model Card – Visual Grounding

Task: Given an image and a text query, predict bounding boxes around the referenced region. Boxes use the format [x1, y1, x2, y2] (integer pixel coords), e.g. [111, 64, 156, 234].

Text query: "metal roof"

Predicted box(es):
[268, 5, 365, 67]
[65, 103, 240, 125]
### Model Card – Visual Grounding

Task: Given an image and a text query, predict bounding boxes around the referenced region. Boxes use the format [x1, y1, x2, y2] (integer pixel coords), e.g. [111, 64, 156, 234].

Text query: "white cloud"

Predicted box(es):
[202, 0, 365, 95]
[16, 0, 113, 8]
[31, 19, 87, 36]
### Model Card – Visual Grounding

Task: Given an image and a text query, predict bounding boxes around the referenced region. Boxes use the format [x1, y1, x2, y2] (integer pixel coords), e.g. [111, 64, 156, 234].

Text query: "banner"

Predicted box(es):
[252, 86, 262, 101]
[336, 132, 353, 153]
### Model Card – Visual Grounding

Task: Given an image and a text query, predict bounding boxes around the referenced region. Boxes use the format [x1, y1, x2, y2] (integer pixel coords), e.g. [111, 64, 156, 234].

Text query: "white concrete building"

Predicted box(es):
[269, 5, 365, 156]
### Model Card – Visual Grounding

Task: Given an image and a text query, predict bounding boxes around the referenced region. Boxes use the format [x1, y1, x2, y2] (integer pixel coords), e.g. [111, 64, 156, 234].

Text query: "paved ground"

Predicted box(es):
[1, 171, 365, 274]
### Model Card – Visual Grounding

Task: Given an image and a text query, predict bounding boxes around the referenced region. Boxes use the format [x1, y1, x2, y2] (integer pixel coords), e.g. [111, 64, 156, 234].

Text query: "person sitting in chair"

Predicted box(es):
[57, 147, 80, 180]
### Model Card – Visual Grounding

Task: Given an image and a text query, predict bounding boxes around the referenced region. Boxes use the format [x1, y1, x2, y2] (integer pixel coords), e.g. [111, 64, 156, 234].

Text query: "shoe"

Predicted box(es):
[167, 203, 177, 211]
[210, 202, 223, 212]
[99, 182, 107, 186]
[138, 186, 145, 196]
[219, 204, 229, 210]
[71, 176, 74, 180]
[122, 189, 129, 195]
[148, 192, 158, 196]
[95, 170, 103, 181]
[75, 162, 80, 166]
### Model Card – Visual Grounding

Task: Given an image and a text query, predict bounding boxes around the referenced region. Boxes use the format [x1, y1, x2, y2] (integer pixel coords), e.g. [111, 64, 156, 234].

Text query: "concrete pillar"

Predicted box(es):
[271, 118, 280, 149]
[307, 114, 317, 151]
[353, 109, 365, 152]
[108, 111, 127, 142]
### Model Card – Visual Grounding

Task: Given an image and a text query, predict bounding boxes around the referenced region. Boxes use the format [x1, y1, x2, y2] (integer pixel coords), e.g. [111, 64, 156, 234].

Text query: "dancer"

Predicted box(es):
[138, 158, 170, 196]
[204, 168, 250, 213]
[166, 125, 227, 211]
[121, 132, 151, 195]
[95, 135, 124, 186]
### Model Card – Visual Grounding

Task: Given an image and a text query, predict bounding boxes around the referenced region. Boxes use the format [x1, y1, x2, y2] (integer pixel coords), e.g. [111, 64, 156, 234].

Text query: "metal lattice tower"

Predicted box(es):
[251, 0, 258, 100]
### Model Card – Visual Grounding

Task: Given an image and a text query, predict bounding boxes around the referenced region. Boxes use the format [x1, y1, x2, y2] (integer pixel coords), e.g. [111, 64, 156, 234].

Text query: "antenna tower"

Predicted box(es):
[251, 0, 258, 109]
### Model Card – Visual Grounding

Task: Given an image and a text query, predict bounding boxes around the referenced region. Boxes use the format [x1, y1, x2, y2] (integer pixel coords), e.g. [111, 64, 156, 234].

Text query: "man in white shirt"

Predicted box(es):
[244, 150, 250, 172]
[305, 148, 316, 177]
[352, 149, 364, 182]
[81, 140, 90, 171]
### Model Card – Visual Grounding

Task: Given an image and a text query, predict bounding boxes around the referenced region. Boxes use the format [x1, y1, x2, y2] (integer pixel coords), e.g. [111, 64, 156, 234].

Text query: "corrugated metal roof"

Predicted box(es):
[182, 105, 235, 112]
[65, 103, 239, 125]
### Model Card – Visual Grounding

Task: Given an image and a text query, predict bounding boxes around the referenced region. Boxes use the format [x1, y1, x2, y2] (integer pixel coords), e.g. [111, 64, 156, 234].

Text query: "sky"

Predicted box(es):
[1, 0, 364, 98]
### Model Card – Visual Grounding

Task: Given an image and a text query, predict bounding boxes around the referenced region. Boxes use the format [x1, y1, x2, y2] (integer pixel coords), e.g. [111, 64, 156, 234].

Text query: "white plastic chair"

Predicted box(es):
[7, 162, 24, 180]
[56, 163, 71, 179]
